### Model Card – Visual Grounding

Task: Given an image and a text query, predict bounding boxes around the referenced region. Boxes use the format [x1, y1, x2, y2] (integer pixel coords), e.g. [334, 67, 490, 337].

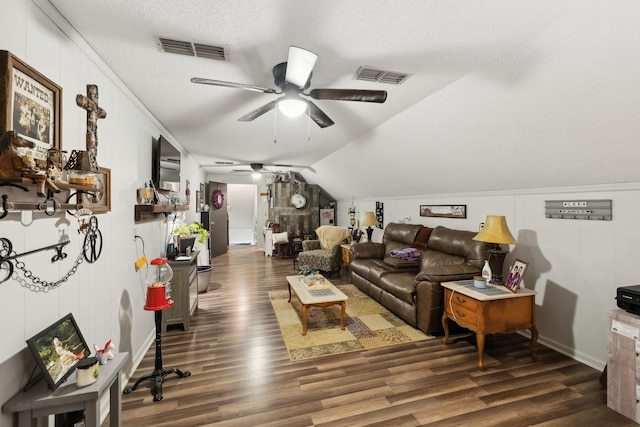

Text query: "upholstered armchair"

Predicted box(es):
[297, 226, 350, 277]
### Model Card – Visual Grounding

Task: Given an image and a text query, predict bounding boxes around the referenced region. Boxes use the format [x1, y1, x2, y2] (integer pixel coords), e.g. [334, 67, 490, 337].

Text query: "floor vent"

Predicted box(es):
[355, 66, 411, 84]
[159, 37, 227, 61]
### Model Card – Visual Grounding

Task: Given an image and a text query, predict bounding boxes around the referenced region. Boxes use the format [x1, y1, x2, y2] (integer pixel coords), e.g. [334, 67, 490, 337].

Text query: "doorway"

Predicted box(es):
[227, 183, 257, 246]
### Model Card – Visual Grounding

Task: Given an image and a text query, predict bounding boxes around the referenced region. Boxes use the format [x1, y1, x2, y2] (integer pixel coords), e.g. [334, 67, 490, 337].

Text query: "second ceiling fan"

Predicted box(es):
[191, 46, 387, 128]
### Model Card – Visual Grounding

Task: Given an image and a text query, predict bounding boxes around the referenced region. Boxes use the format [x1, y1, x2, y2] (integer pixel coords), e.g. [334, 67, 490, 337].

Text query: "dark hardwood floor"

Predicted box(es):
[111, 245, 633, 426]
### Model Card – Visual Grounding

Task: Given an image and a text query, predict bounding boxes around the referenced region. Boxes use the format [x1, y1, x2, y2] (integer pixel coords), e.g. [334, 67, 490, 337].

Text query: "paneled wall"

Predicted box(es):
[340, 182, 640, 371]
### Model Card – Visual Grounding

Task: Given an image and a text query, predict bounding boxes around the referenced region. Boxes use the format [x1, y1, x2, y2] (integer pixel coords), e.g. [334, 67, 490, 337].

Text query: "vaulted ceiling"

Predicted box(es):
[47, 0, 640, 200]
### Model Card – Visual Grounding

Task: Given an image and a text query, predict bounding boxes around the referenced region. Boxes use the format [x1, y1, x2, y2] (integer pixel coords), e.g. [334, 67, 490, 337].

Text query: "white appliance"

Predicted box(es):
[320, 208, 335, 226]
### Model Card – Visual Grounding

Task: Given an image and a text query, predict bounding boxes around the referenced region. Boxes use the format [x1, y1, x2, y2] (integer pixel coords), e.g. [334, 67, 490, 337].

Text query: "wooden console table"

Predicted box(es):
[3, 352, 129, 427]
[441, 280, 538, 370]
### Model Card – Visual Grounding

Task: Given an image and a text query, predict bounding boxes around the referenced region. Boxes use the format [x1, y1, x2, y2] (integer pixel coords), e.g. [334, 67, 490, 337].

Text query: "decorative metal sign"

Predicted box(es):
[545, 199, 612, 220]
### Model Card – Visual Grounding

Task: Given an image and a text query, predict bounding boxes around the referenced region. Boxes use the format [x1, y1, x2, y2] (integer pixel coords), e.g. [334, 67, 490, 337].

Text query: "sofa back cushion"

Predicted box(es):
[382, 223, 423, 257]
[425, 226, 489, 268]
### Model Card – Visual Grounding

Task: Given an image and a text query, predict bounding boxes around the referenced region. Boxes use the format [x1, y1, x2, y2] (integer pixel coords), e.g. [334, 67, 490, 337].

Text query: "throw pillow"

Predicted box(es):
[273, 232, 289, 244]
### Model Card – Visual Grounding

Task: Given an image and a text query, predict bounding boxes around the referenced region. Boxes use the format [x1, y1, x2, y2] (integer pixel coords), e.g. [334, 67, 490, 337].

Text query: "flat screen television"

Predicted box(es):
[152, 135, 181, 192]
[26, 313, 90, 391]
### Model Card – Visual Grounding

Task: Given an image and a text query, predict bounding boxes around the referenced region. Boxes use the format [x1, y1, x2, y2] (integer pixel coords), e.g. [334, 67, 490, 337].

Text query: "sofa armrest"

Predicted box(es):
[349, 242, 385, 260]
[302, 240, 321, 251]
[415, 263, 481, 283]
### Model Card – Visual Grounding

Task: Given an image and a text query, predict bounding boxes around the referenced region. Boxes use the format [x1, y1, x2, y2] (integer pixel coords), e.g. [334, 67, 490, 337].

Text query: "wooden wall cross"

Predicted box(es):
[76, 84, 107, 159]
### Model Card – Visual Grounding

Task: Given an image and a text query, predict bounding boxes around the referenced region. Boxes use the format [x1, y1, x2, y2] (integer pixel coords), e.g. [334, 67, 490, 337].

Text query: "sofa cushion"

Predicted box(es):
[378, 273, 416, 304]
[427, 226, 488, 268]
[382, 223, 423, 257]
[350, 258, 385, 282]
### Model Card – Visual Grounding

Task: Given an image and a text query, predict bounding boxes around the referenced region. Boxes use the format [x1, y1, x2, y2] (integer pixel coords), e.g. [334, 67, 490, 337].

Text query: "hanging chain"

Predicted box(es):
[10, 245, 86, 292]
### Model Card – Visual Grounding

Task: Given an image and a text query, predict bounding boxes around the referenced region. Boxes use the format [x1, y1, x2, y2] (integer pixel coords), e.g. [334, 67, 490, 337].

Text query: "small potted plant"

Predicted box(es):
[171, 222, 211, 255]
[172, 222, 210, 243]
[299, 265, 324, 285]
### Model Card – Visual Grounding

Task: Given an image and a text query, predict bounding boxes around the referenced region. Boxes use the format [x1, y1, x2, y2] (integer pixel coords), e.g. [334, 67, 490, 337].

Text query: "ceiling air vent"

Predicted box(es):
[158, 37, 227, 61]
[355, 66, 411, 85]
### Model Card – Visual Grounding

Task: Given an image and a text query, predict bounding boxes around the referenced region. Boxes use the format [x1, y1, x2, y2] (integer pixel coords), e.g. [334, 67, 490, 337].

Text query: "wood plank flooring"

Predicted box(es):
[110, 245, 634, 426]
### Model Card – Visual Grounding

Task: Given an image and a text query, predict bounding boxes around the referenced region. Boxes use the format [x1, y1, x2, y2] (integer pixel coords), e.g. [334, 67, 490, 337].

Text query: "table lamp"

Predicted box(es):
[361, 211, 379, 242]
[473, 215, 516, 285]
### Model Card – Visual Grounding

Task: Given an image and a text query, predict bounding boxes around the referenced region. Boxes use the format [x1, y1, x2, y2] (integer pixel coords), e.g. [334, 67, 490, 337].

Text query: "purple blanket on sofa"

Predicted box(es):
[390, 247, 420, 261]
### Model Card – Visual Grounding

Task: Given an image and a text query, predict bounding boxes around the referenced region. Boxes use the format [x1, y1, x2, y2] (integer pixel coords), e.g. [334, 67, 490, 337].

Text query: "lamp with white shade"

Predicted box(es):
[472, 215, 516, 285]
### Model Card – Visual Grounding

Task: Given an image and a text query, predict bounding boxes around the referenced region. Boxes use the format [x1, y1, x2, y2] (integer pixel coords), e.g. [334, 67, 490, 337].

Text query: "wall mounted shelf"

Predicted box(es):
[0, 177, 102, 219]
[134, 204, 189, 223]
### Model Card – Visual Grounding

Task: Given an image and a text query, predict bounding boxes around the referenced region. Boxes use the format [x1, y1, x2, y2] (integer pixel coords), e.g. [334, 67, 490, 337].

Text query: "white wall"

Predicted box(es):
[341, 182, 640, 370]
[0, 1, 205, 423]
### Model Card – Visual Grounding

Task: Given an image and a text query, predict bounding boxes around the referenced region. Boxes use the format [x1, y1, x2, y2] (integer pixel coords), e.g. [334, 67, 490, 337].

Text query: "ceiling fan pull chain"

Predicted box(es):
[273, 106, 278, 144]
[307, 104, 311, 141]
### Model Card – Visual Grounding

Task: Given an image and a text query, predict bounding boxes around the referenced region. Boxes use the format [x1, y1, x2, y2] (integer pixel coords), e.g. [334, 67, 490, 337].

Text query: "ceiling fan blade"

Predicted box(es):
[308, 88, 387, 103]
[285, 46, 318, 88]
[191, 77, 277, 94]
[238, 100, 279, 122]
[307, 100, 334, 128]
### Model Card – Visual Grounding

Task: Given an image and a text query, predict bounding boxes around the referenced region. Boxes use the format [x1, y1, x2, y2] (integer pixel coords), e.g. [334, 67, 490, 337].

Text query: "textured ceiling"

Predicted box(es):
[46, 0, 640, 200]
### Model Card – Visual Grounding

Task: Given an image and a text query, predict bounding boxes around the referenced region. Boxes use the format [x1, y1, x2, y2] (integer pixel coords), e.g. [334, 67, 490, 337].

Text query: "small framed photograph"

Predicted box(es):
[78, 167, 111, 213]
[505, 259, 528, 292]
[420, 204, 466, 219]
[26, 313, 90, 391]
[0, 50, 62, 170]
[195, 190, 201, 212]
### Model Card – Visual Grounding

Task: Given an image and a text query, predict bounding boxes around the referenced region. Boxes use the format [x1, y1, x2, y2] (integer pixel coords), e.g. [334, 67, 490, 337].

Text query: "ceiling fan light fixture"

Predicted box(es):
[251, 172, 262, 179]
[277, 98, 307, 118]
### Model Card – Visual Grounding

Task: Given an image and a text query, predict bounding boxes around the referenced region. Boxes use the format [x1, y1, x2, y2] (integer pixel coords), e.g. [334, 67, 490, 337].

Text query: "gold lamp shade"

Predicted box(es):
[361, 211, 379, 227]
[473, 215, 516, 244]
[361, 211, 379, 242]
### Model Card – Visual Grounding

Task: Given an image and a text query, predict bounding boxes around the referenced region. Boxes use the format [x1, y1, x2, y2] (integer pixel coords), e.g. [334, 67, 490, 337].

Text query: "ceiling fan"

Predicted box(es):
[205, 162, 304, 179]
[191, 46, 387, 128]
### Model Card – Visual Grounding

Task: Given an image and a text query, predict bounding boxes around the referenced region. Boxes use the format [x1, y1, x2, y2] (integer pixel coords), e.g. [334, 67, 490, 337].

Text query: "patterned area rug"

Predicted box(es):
[269, 284, 433, 362]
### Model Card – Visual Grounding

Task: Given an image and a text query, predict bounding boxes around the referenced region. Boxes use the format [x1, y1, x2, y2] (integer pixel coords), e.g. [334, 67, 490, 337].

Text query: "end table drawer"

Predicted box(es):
[449, 303, 478, 326]
[449, 290, 479, 311]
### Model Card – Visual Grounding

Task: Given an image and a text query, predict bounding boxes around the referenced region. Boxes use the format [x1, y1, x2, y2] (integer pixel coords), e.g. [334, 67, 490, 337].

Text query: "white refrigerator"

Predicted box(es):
[320, 208, 335, 226]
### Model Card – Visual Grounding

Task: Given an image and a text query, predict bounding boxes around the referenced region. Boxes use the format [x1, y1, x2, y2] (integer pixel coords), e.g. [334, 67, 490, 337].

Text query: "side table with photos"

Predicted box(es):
[441, 280, 538, 370]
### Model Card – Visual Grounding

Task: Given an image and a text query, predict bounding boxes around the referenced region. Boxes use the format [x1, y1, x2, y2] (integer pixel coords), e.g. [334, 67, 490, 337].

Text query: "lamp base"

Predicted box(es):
[366, 226, 374, 242]
[488, 246, 507, 285]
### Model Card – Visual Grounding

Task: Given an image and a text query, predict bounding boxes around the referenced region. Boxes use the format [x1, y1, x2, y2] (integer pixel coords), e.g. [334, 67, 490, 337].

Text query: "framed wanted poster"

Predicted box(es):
[0, 50, 62, 167]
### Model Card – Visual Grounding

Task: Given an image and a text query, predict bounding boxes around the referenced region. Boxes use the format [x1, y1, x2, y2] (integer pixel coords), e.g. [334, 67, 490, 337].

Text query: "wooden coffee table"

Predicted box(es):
[286, 275, 348, 335]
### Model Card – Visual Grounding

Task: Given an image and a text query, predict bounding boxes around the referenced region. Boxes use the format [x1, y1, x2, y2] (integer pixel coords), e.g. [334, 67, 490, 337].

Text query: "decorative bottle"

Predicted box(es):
[482, 260, 492, 283]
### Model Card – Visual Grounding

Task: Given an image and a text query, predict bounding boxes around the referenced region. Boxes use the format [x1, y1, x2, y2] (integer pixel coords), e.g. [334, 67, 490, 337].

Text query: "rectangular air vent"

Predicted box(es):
[158, 37, 227, 61]
[355, 66, 411, 85]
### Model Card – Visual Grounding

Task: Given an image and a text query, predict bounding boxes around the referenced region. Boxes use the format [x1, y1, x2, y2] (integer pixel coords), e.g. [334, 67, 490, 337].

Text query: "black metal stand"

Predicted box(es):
[123, 309, 190, 401]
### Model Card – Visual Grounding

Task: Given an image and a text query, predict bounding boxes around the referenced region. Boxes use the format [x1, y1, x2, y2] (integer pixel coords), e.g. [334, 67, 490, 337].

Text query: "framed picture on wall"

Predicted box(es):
[78, 167, 111, 213]
[419, 204, 466, 219]
[0, 50, 62, 170]
[505, 259, 528, 292]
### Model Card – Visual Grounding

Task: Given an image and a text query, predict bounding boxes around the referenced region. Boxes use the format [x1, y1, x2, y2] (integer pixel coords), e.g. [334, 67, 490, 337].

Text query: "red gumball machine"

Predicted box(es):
[124, 258, 190, 402]
[144, 258, 174, 310]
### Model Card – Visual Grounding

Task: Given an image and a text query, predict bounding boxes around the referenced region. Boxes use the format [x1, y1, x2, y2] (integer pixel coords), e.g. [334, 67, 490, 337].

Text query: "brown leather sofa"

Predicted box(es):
[349, 223, 491, 335]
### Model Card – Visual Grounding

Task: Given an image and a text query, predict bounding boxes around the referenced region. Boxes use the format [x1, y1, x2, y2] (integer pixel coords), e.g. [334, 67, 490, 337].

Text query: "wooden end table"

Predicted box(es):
[340, 244, 352, 277]
[286, 275, 348, 335]
[441, 280, 538, 370]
